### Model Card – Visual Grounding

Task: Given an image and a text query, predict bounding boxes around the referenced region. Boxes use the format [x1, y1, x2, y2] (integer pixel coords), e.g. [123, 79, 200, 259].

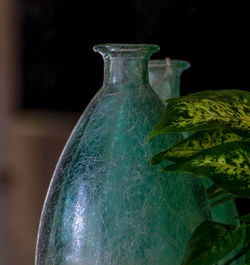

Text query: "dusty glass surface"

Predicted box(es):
[35, 44, 211, 265]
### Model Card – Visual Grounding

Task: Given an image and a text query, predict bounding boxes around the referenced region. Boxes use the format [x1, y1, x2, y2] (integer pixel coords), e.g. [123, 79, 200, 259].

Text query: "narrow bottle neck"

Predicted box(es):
[103, 57, 150, 87]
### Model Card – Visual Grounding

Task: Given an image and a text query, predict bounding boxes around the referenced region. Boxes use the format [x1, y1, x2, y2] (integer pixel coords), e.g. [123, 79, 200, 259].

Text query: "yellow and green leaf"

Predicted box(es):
[160, 141, 250, 198]
[180, 221, 246, 265]
[151, 128, 249, 164]
[147, 90, 250, 142]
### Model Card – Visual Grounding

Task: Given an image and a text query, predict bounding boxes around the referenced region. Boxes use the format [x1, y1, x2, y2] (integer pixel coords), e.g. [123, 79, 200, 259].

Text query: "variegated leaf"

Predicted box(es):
[151, 128, 249, 164]
[160, 141, 250, 198]
[147, 90, 250, 142]
[180, 221, 246, 265]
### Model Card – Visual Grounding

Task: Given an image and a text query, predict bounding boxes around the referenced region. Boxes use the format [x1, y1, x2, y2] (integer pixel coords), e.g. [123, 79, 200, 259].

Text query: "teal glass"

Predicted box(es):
[35, 44, 212, 265]
[148, 58, 242, 264]
[149, 58, 190, 102]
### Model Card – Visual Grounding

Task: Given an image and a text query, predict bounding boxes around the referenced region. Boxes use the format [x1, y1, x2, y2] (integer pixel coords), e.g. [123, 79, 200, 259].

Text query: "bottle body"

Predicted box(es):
[36, 45, 211, 265]
[149, 58, 190, 102]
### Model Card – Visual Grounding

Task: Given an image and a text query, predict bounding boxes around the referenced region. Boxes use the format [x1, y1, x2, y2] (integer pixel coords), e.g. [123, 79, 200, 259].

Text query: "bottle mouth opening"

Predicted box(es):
[93, 43, 159, 54]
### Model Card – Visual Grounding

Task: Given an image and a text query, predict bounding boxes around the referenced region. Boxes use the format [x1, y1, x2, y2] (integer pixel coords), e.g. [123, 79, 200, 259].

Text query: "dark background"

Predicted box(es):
[20, 0, 249, 212]
[21, 0, 250, 110]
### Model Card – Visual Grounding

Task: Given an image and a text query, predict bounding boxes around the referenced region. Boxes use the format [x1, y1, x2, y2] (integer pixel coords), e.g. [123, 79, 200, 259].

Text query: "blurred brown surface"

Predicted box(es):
[0, 0, 19, 173]
[1, 0, 83, 263]
[0, 172, 16, 265]
[1, 111, 80, 265]
[0, 0, 20, 264]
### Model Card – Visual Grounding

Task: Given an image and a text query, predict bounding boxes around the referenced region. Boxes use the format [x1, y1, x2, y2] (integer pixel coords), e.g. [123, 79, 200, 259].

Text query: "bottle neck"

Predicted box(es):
[103, 56, 149, 88]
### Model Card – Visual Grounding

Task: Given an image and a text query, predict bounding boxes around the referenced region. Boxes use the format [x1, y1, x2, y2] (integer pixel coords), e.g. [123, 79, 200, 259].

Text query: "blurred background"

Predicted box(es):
[0, 0, 249, 264]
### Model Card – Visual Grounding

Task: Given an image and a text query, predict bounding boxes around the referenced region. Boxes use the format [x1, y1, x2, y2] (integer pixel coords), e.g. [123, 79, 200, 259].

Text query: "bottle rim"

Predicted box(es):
[149, 59, 191, 70]
[93, 43, 159, 54]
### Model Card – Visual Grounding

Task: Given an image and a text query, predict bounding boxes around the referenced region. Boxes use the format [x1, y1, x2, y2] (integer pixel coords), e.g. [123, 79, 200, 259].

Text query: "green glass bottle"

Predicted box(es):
[35, 44, 211, 265]
[148, 58, 242, 265]
[149, 58, 190, 102]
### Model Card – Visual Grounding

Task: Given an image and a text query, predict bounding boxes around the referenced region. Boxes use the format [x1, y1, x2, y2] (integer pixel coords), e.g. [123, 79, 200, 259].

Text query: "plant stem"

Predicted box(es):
[211, 195, 237, 208]
[207, 184, 228, 199]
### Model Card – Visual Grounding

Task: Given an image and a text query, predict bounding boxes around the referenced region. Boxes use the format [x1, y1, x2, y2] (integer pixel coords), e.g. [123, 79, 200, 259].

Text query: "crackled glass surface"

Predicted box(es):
[35, 44, 212, 265]
[148, 58, 190, 102]
[148, 58, 242, 264]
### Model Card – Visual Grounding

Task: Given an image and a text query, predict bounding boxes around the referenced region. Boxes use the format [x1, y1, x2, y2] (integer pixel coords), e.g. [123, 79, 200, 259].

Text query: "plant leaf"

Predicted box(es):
[151, 128, 249, 164]
[224, 225, 250, 265]
[165, 89, 250, 105]
[231, 129, 250, 138]
[245, 249, 250, 264]
[147, 90, 250, 142]
[236, 214, 250, 223]
[160, 141, 250, 198]
[180, 221, 246, 265]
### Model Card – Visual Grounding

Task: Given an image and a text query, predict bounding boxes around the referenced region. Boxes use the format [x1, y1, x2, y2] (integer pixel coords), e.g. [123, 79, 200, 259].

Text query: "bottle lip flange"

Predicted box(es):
[149, 59, 191, 70]
[93, 43, 160, 54]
